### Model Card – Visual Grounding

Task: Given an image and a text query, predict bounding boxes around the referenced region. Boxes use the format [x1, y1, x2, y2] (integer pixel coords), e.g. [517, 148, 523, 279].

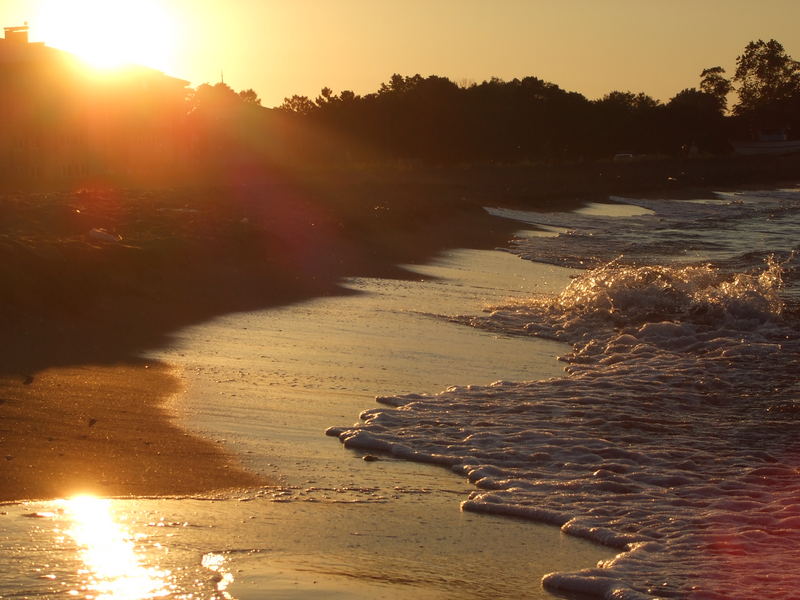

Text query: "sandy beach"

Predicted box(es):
[0, 176, 526, 502]
[3, 167, 799, 599]
[1, 163, 798, 503]
[2, 233, 614, 599]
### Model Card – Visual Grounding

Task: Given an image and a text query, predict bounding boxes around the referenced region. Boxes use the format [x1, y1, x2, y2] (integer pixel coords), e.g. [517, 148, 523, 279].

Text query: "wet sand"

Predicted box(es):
[0, 361, 263, 502]
[152, 247, 573, 489]
[1, 243, 615, 599]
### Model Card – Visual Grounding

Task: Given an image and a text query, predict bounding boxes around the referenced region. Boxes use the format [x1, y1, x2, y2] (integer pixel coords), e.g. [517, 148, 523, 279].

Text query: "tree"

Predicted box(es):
[315, 87, 335, 106]
[668, 88, 723, 118]
[279, 95, 317, 115]
[377, 73, 425, 96]
[591, 91, 665, 155]
[598, 91, 660, 111]
[238, 88, 261, 105]
[699, 66, 732, 112]
[732, 39, 800, 124]
[666, 88, 728, 153]
[189, 82, 241, 114]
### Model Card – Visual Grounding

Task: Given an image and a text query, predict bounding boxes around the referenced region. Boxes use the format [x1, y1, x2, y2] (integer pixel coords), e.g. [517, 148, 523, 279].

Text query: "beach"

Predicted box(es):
[0, 187, 617, 598]
[0, 362, 263, 501]
[0, 167, 640, 502]
[2, 4, 799, 594]
[2, 166, 799, 598]
[0, 177, 523, 502]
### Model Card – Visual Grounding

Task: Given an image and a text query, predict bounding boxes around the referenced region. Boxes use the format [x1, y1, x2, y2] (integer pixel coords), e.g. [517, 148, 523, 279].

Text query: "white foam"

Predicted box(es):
[331, 193, 800, 599]
[500, 190, 800, 271]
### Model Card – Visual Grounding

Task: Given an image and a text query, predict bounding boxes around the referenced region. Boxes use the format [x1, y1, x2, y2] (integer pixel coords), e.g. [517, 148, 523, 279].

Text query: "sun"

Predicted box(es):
[34, 0, 178, 73]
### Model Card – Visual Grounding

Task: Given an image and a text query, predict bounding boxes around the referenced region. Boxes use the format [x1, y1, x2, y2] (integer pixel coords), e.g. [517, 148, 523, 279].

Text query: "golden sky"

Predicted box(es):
[2, 0, 799, 107]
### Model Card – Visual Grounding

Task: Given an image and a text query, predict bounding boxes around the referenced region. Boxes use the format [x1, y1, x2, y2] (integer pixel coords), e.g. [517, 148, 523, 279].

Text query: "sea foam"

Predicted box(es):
[329, 190, 800, 599]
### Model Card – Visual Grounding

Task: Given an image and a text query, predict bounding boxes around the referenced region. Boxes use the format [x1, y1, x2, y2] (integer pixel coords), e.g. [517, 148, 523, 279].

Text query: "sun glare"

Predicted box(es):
[61, 495, 170, 599]
[34, 0, 178, 73]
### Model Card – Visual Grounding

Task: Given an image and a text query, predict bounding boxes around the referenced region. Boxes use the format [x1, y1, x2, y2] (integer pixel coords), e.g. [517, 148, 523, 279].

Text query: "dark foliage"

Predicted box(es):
[733, 39, 800, 134]
[269, 39, 800, 164]
[3, 37, 799, 189]
[276, 72, 733, 164]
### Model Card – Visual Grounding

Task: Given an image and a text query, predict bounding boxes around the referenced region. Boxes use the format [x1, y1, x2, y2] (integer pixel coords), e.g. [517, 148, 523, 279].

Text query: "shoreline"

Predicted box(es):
[1, 167, 797, 502]
[0, 182, 524, 502]
[0, 360, 263, 502]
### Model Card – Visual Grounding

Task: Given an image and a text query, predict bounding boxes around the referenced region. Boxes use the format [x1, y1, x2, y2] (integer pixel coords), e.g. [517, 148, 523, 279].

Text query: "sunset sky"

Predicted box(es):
[2, 0, 799, 108]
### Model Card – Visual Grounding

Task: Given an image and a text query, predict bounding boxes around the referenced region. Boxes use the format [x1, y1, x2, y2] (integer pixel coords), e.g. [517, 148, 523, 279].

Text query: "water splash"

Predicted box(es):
[329, 254, 800, 599]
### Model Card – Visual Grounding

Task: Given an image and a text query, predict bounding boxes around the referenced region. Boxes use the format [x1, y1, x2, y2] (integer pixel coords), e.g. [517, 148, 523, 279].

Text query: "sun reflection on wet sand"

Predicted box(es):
[201, 553, 234, 599]
[60, 495, 171, 599]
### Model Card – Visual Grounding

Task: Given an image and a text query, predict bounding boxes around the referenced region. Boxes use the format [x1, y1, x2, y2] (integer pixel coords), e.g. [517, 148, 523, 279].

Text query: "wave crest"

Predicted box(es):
[475, 259, 787, 347]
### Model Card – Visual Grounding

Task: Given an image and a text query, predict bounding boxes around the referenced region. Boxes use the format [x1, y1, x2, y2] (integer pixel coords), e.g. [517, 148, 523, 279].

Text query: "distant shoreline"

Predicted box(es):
[4, 152, 800, 200]
[0, 159, 797, 501]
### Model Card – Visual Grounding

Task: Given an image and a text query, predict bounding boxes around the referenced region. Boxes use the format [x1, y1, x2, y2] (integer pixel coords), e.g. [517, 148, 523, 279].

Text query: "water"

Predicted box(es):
[332, 188, 800, 599]
[1, 493, 607, 600]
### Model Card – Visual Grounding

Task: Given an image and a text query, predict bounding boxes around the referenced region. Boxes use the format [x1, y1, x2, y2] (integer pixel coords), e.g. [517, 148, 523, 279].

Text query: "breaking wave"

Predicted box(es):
[329, 189, 800, 599]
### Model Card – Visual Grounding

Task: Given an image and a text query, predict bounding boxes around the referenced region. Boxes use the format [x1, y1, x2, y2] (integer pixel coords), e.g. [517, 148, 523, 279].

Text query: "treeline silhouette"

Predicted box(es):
[271, 39, 799, 165]
[2, 36, 799, 190]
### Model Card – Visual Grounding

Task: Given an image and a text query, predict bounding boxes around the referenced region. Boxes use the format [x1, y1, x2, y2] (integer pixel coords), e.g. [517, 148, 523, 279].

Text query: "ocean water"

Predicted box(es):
[329, 188, 800, 599]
